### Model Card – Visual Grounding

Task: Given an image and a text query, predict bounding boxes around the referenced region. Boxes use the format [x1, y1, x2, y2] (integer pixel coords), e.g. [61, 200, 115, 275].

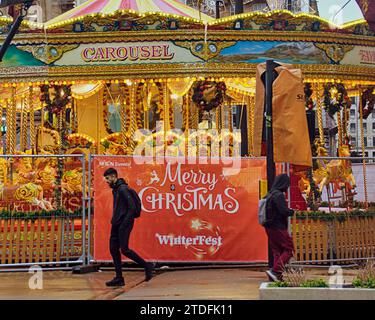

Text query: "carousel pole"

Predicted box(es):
[358, 87, 369, 210]
[5, 100, 10, 154]
[129, 83, 137, 152]
[9, 87, 16, 184]
[120, 83, 127, 148]
[29, 87, 35, 153]
[337, 108, 343, 148]
[20, 97, 27, 152]
[315, 82, 325, 145]
[247, 95, 255, 156]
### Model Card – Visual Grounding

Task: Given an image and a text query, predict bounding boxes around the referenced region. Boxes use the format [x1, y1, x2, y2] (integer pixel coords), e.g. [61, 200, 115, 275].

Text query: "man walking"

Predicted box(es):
[264, 173, 295, 281]
[104, 168, 154, 287]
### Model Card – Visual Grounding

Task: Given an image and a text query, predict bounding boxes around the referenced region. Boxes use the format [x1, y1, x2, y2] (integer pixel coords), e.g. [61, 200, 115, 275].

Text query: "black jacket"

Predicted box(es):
[264, 174, 294, 230]
[111, 178, 136, 225]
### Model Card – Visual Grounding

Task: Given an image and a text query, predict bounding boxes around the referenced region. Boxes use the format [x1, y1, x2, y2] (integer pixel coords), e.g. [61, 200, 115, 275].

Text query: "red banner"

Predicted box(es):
[93, 157, 268, 262]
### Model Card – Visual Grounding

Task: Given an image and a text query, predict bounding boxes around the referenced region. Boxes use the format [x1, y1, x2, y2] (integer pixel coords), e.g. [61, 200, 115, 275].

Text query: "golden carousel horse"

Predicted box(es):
[313, 142, 356, 194]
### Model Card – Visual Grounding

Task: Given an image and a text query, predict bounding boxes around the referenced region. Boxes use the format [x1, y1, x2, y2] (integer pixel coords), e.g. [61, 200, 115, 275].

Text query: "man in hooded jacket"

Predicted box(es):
[264, 174, 295, 281]
[104, 168, 154, 287]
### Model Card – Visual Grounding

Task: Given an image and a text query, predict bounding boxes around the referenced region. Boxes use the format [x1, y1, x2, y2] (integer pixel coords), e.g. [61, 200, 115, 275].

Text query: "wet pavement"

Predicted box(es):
[116, 269, 267, 300]
[0, 267, 360, 300]
[0, 270, 145, 300]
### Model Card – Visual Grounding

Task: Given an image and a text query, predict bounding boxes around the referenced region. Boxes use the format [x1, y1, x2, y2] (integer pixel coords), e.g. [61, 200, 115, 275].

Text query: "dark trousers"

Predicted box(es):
[109, 218, 147, 278]
[266, 227, 294, 274]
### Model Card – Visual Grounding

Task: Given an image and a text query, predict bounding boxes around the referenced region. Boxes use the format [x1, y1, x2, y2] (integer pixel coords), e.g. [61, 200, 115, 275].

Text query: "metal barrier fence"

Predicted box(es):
[0, 153, 368, 269]
[0, 154, 87, 270]
[290, 156, 375, 265]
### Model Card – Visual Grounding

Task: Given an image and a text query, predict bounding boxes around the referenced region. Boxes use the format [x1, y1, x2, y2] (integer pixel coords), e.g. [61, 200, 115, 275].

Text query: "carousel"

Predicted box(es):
[0, 0, 373, 212]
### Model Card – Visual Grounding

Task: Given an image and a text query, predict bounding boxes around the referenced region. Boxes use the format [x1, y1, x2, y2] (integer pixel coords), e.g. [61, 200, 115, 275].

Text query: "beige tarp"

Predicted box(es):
[254, 62, 312, 167]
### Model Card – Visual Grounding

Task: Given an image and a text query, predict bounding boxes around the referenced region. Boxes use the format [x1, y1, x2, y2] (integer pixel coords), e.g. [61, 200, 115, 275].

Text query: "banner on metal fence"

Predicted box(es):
[93, 157, 268, 262]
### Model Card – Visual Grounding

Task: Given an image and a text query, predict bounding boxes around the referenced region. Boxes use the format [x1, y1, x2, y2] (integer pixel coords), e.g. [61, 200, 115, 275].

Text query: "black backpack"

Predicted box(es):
[127, 187, 142, 218]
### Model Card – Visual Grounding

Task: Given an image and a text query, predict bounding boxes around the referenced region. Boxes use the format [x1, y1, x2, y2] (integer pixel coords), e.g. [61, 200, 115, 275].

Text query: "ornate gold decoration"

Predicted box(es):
[174, 41, 236, 61]
[315, 43, 355, 64]
[17, 44, 79, 64]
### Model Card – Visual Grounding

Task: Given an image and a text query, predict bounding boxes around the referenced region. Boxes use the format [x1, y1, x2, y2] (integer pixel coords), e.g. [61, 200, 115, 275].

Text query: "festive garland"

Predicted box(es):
[295, 209, 375, 222]
[67, 133, 96, 149]
[0, 208, 90, 220]
[323, 83, 351, 117]
[361, 87, 375, 119]
[192, 80, 226, 112]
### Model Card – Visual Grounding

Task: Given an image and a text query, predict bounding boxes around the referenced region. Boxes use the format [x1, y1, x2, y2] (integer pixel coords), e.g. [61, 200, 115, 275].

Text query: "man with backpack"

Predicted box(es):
[104, 168, 154, 287]
[260, 173, 295, 282]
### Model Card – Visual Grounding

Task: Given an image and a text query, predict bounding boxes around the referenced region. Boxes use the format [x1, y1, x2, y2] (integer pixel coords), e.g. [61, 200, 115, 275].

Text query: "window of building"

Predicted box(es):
[373, 136, 375, 147]
[351, 97, 356, 105]
[350, 109, 355, 119]
[364, 123, 367, 132]
[251, 3, 268, 11]
[350, 123, 356, 132]
[372, 110, 375, 118]
[351, 137, 356, 145]
[364, 137, 367, 147]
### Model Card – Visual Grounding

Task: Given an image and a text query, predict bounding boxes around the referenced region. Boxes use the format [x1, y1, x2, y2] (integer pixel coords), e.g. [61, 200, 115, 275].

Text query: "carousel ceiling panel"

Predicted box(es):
[45, 0, 214, 27]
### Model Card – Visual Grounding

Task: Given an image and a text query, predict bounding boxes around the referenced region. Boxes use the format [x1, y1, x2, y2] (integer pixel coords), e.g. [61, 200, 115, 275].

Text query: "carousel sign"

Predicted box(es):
[81, 44, 175, 62]
[53, 41, 202, 66]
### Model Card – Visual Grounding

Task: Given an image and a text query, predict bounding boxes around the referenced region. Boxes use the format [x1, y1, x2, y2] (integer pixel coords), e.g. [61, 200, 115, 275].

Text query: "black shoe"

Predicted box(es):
[105, 277, 125, 287]
[145, 263, 155, 282]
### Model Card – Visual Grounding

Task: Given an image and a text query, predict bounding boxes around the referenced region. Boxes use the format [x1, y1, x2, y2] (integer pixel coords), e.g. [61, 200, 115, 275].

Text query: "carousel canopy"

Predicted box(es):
[45, 0, 214, 26]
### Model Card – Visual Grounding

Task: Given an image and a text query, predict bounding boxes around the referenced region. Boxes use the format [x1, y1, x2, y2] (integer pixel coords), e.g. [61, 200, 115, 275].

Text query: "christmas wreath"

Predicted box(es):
[192, 80, 226, 112]
[361, 87, 375, 119]
[323, 83, 351, 117]
[40, 84, 72, 115]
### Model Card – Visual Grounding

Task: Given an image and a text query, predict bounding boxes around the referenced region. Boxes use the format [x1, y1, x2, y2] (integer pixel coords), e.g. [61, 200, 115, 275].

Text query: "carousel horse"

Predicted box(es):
[313, 143, 356, 193]
[295, 171, 311, 196]
[62, 168, 83, 195]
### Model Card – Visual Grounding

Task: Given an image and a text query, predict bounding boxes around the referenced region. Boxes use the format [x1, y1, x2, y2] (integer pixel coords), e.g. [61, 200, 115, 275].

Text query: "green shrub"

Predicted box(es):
[352, 278, 375, 288]
[299, 279, 328, 288]
[268, 281, 289, 287]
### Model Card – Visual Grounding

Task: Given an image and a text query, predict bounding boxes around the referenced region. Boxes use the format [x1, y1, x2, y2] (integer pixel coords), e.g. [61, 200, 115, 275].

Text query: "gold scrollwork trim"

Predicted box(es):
[17, 44, 79, 64]
[5, 30, 375, 47]
[1, 63, 375, 83]
[174, 41, 236, 61]
[315, 43, 355, 64]
[46, 63, 375, 82]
